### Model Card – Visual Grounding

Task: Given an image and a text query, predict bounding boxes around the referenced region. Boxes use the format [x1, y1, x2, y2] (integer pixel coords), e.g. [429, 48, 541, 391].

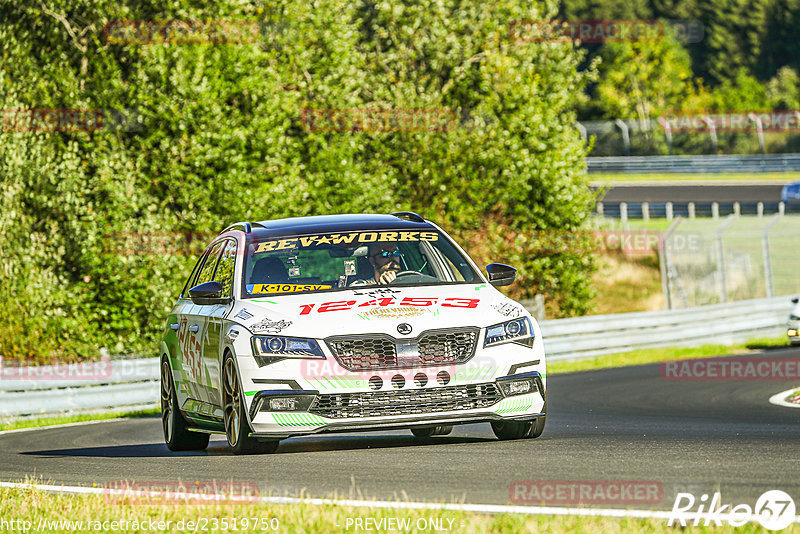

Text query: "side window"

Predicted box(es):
[214, 240, 237, 299]
[195, 241, 225, 286]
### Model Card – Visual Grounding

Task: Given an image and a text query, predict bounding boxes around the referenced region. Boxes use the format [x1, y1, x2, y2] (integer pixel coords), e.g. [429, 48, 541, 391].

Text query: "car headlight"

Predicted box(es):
[484, 317, 533, 347]
[251, 336, 325, 366]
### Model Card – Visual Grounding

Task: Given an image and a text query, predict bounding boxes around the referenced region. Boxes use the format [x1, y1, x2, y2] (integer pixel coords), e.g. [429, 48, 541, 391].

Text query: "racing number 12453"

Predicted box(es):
[298, 297, 479, 315]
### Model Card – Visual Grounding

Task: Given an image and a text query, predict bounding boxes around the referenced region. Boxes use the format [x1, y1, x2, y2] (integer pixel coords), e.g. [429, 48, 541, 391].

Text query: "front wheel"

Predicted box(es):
[161, 358, 209, 451]
[223, 356, 279, 455]
[492, 399, 546, 440]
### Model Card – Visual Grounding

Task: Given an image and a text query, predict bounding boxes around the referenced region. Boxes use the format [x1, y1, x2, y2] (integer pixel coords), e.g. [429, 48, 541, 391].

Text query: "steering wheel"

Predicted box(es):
[394, 270, 423, 278]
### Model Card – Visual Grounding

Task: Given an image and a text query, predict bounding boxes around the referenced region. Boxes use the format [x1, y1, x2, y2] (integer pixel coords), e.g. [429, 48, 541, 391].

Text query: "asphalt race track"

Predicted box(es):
[2, 347, 799, 511]
[593, 183, 785, 204]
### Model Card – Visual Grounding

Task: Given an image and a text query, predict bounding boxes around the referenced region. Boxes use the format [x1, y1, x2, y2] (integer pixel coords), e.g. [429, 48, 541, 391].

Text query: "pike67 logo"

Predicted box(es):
[669, 490, 796, 530]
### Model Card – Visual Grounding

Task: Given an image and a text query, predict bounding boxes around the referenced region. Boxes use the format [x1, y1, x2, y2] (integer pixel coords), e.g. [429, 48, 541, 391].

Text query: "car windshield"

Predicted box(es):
[241, 229, 480, 297]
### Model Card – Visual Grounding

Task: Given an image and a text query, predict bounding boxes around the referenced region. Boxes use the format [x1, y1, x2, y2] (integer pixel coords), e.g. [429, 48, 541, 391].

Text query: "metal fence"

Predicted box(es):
[597, 201, 800, 220]
[660, 215, 800, 309]
[587, 153, 800, 174]
[1, 293, 795, 417]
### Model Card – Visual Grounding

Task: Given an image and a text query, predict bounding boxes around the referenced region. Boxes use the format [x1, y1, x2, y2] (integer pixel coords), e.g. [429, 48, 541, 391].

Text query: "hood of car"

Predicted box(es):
[229, 283, 530, 338]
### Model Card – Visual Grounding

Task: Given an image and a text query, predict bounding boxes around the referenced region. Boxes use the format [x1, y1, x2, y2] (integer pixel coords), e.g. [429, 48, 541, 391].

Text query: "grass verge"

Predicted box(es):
[0, 483, 786, 533]
[548, 336, 791, 375]
[0, 407, 159, 432]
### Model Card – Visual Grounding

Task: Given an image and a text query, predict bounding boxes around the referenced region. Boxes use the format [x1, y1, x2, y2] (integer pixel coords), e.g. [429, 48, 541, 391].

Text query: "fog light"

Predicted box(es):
[497, 377, 538, 397]
[269, 397, 298, 411]
[789, 329, 798, 337]
[508, 380, 532, 395]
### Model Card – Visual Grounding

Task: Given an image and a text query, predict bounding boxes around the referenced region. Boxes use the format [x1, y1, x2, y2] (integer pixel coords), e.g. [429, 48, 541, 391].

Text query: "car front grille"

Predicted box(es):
[310, 382, 501, 419]
[325, 328, 478, 371]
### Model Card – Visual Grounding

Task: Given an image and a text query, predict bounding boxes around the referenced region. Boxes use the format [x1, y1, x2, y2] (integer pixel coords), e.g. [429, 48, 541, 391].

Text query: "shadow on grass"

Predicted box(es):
[744, 340, 793, 351]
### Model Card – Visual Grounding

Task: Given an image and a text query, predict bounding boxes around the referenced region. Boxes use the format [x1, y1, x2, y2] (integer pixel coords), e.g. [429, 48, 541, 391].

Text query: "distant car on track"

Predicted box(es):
[160, 212, 546, 454]
[781, 181, 800, 206]
[788, 297, 800, 346]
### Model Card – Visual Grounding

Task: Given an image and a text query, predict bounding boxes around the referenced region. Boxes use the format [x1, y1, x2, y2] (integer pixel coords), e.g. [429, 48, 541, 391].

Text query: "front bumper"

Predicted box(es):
[788, 325, 799, 344]
[247, 372, 545, 438]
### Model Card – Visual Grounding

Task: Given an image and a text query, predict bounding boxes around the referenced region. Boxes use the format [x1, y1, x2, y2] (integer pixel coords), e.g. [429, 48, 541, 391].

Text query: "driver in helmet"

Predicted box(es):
[367, 243, 402, 285]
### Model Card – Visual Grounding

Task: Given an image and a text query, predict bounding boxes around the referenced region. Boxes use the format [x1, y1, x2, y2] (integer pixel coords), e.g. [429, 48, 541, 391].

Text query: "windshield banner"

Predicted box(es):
[253, 231, 438, 253]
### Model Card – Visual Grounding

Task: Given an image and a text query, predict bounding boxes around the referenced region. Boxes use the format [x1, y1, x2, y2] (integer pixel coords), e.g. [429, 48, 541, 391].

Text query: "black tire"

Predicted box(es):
[411, 425, 453, 438]
[161, 358, 209, 451]
[223, 356, 279, 455]
[492, 399, 547, 440]
[491, 420, 534, 440]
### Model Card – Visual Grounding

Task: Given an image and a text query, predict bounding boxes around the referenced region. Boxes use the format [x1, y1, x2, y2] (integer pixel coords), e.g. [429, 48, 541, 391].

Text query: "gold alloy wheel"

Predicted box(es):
[223, 357, 242, 447]
[160, 360, 174, 443]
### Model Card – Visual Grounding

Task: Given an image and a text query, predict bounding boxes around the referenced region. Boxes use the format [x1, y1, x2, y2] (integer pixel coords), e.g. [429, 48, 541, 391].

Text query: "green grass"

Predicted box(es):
[589, 172, 800, 183]
[0, 483, 788, 533]
[0, 407, 159, 432]
[548, 336, 791, 374]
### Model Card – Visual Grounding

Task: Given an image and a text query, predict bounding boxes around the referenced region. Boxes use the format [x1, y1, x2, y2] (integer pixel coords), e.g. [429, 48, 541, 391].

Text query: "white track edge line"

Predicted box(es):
[2, 481, 799, 524]
[769, 387, 800, 408]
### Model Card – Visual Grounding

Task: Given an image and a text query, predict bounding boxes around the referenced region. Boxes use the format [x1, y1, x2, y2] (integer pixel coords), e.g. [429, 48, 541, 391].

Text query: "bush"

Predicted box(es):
[0, 0, 595, 362]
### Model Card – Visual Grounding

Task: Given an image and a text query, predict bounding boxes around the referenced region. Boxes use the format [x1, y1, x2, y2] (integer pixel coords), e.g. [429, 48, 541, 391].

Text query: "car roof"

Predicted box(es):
[226, 213, 436, 240]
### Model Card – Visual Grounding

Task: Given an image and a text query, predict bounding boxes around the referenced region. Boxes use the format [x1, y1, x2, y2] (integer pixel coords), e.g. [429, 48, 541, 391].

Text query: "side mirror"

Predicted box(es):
[486, 263, 517, 287]
[792, 297, 799, 304]
[189, 281, 230, 305]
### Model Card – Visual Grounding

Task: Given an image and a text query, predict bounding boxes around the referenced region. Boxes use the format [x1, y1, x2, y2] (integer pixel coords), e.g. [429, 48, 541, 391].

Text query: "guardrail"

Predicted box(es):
[587, 154, 800, 174]
[539, 295, 793, 361]
[0, 358, 159, 418]
[0, 295, 794, 417]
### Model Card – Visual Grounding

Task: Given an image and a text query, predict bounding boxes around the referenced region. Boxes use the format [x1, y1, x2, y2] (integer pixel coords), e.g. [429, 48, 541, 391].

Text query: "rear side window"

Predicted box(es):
[215, 240, 237, 298]
[194, 241, 225, 286]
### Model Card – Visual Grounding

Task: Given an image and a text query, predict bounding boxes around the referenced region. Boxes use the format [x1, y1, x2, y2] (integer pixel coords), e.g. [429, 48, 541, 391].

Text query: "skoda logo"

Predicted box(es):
[397, 323, 412, 335]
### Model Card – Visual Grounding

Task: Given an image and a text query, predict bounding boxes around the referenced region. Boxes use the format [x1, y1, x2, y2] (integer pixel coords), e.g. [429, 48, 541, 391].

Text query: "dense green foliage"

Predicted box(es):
[0, 0, 595, 361]
[562, 0, 800, 154]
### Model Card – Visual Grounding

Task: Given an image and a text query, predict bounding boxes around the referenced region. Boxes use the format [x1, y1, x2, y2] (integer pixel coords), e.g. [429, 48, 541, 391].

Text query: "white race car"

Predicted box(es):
[160, 212, 546, 454]
[788, 297, 800, 346]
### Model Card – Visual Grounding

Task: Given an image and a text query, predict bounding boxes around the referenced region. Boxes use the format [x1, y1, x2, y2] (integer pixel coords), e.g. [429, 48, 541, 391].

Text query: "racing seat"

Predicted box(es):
[251, 257, 289, 284]
[354, 256, 375, 282]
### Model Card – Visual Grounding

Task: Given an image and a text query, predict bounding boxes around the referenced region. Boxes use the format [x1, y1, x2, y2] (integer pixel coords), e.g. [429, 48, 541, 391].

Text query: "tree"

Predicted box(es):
[594, 29, 698, 120]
